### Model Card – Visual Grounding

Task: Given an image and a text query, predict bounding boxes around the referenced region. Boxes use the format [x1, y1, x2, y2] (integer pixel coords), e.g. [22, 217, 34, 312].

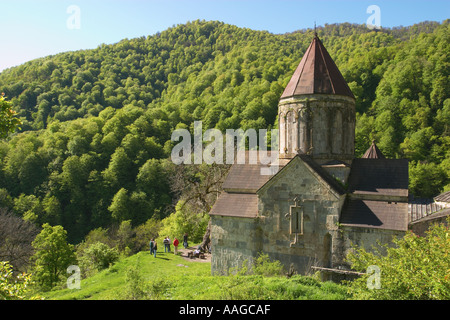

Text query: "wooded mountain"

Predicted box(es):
[0, 20, 448, 243]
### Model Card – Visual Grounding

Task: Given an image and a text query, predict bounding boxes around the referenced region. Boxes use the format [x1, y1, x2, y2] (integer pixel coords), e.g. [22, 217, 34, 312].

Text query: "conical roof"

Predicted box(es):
[362, 141, 385, 159]
[281, 35, 355, 100]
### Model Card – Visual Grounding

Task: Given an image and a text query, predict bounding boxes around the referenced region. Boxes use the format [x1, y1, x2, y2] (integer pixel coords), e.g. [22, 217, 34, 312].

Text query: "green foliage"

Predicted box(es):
[346, 217, 450, 299]
[158, 200, 210, 244]
[44, 250, 349, 300]
[0, 111, 172, 242]
[31, 224, 76, 291]
[0, 20, 448, 243]
[133, 218, 161, 252]
[252, 253, 285, 277]
[121, 265, 149, 300]
[77, 242, 119, 278]
[0, 261, 38, 300]
[0, 94, 22, 139]
[409, 161, 448, 198]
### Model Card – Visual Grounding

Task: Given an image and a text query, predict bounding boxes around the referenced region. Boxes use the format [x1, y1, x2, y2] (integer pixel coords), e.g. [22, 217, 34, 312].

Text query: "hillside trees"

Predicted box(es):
[0, 107, 172, 242]
[0, 94, 21, 139]
[0, 208, 40, 272]
[0, 20, 448, 244]
[31, 224, 76, 291]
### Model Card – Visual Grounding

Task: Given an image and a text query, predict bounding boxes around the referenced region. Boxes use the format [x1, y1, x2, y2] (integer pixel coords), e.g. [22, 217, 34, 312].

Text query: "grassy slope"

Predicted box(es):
[44, 250, 350, 300]
[45, 250, 211, 300]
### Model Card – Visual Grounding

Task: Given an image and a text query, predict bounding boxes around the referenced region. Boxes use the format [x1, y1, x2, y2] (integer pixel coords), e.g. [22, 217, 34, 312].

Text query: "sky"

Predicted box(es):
[0, 0, 448, 72]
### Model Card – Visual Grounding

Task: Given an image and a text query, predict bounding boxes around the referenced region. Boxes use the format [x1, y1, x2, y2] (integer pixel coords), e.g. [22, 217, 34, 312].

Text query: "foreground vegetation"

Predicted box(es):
[346, 217, 450, 300]
[1, 218, 448, 300]
[42, 251, 349, 300]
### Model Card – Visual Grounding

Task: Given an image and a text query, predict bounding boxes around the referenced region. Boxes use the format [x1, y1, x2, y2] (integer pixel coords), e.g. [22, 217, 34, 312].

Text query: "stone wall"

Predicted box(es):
[210, 215, 262, 275]
[210, 156, 348, 275]
[409, 211, 449, 237]
[278, 94, 355, 164]
[256, 156, 346, 275]
[337, 225, 406, 267]
[209, 155, 410, 276]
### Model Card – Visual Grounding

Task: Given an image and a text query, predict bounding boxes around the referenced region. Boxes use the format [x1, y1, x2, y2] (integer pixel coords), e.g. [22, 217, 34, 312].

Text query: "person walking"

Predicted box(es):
[149, 239, 156, 258]
[164, 236, 171, 253]
[183, 233, 188, 249]
[173, 237, 179, 255]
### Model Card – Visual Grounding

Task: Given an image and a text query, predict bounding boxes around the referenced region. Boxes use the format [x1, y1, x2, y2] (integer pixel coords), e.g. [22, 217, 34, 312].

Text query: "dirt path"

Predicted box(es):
[177, 246, 211, 263]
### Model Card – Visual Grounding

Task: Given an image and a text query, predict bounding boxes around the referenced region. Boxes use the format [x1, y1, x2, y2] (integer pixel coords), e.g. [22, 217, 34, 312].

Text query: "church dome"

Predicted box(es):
[281, 35, 355, 100]
[278, 34, 356, 163]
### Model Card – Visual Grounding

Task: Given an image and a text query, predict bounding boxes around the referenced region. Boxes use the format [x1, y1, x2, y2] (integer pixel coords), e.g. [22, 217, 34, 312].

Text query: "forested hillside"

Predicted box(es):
[0, 20, 448, 243]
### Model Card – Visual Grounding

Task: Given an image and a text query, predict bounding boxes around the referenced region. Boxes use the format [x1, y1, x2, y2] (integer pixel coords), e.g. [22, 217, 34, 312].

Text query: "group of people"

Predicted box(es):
[149, 233, 189, 258]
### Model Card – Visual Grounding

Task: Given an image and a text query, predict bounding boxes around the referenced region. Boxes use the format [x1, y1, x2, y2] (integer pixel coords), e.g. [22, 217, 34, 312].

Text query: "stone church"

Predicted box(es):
[209, 34, 412, 276]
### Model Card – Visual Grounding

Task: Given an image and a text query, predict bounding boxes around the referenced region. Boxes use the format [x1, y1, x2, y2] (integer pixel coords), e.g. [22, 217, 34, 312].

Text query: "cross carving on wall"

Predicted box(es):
[285, 196, 304, 245]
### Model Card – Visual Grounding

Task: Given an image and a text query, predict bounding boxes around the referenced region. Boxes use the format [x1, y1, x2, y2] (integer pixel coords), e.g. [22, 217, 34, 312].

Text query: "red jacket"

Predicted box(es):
[173, 238, 179, 246]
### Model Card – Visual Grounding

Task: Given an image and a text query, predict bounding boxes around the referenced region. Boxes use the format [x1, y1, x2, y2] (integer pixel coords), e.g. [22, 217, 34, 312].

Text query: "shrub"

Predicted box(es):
[346, 217, 450, 299]
[252, 253, 284, 277]
[121, 266, 149, 300]
[0, 261, 36, 300]
[78, 242, 119, 278]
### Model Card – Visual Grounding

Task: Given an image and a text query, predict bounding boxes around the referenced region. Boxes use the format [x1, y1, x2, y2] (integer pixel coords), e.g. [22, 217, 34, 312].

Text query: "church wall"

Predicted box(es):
[337, 226, 406, 267]
[256, 158, 345, 275]
[409, 214, 449, 237]
[278, 94, 355, 163]
[210, 215, 262, 275]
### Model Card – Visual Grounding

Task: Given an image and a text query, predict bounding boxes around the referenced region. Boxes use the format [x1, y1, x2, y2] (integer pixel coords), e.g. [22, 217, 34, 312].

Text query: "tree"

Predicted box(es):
[102, 147, 134, 189]
[108, 188, 131, 221]
[115, 220, 135, 253]
[0, 94, 22, 139]
[409, 161, 447, 198]
[158, 200, 209, 245]
[0, 208, 40, 272]
[31, 223, 76, 291]
[168, 162, 230, 251]
[133, 218, 161, 252]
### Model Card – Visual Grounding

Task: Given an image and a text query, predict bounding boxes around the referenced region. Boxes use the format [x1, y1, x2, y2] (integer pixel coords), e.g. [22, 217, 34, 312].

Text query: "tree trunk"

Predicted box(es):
[199, 219, 211, 252]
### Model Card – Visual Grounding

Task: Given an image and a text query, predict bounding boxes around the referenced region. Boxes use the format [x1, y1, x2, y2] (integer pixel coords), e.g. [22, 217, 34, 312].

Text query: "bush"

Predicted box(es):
[120, 266, 172, 300]
[0, 261, 36, 300]
[78, 242, 119, 278]
[346, 217, 450, 299]
[121, 266, 149, 300]
[252, 253, 285, 277]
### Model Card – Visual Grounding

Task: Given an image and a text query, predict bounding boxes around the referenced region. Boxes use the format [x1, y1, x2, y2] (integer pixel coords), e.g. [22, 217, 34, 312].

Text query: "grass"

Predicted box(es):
[45, 250, 210, 300]
[44, 250, 350, 300]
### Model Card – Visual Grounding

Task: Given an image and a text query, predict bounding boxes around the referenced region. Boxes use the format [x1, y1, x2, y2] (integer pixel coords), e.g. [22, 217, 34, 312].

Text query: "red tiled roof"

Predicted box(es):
[362, 141, 386, 159]
[340, 199, 409, 231]
[281, 35, 355, 99]
[347, 159, 409, 198]
[435, 191, 450, 203]
[209, 193, 258, 218]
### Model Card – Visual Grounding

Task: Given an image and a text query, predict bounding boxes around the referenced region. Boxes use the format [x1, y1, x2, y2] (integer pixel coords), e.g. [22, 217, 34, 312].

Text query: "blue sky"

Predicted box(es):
[0, 0, 448, 72]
